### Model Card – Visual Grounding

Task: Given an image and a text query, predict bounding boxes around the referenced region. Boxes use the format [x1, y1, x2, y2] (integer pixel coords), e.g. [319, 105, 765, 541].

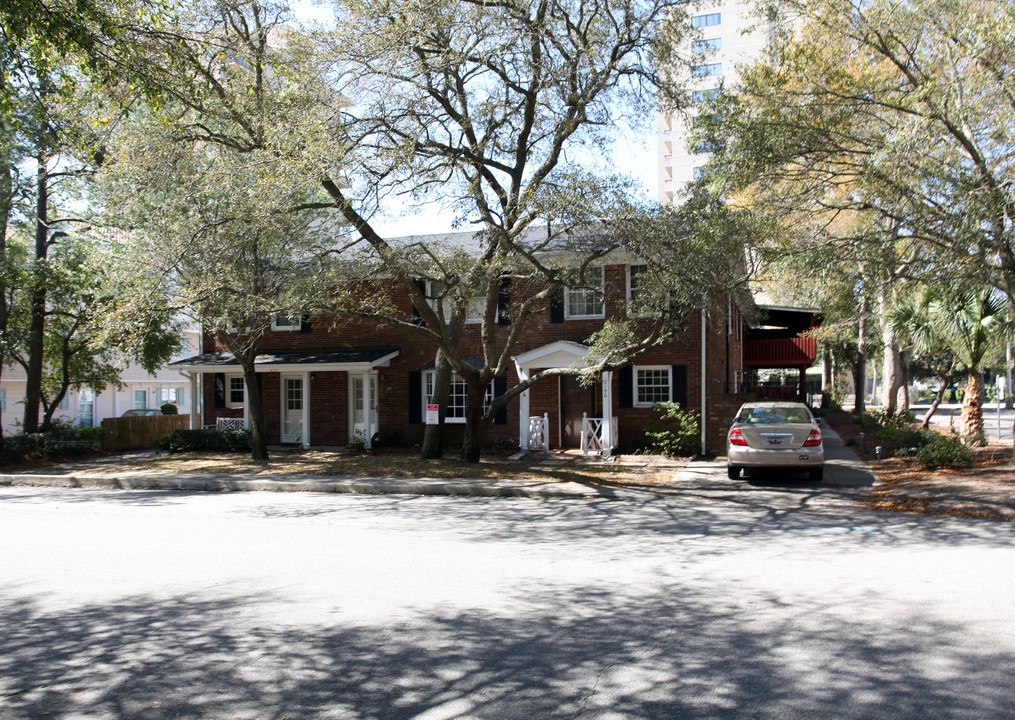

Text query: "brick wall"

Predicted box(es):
[197, 266, 746, 451]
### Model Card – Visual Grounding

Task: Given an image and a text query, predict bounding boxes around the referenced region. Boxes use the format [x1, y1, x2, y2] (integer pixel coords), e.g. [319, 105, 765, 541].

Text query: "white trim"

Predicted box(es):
[564, 266, 605, 320]
[633, 365, 672, 408]
[626, 263, 650, 318]
[226, 374, 245, 408]
[271, 314, 299, 332]
[349, 372, 379, 440]
[280, 374, 304, 443]
[512, 340, 590, 370]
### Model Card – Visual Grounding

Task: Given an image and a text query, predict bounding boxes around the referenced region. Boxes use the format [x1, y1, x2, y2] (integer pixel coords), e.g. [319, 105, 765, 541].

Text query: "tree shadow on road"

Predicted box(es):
[1, 577, 1013, 720]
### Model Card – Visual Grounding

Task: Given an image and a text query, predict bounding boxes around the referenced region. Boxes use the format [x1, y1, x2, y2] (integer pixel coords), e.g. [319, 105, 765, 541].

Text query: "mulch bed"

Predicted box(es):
[823, 410, 1015, 521]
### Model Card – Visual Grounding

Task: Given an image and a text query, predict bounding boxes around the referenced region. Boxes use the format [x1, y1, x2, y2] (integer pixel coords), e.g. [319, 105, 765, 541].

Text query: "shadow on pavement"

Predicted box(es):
[1, 579, 1012, 720]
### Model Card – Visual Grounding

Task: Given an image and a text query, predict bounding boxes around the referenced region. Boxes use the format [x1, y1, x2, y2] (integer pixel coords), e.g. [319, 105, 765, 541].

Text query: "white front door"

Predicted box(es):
[350, 373, 378, 441]
[281, 376, 303, 443]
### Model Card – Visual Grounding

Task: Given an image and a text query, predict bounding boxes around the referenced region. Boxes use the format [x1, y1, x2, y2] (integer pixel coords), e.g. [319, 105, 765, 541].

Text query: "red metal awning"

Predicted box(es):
[743, 337, 817, 368]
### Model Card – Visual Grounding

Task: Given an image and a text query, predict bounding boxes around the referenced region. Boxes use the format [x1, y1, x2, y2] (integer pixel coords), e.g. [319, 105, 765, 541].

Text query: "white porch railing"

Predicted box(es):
[581, 413, 618, 456]
[216, 417, 247, 431]
[527, 413, 549, 453]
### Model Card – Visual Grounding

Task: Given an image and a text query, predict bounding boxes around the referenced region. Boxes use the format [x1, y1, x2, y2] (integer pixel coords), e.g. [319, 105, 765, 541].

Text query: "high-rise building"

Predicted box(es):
[658, 0, 769, 204]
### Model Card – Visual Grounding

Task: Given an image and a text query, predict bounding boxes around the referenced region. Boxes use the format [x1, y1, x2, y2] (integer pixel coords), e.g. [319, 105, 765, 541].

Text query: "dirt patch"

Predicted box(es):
[71, 447, 687, 488]
[823, 410, 1015, 521]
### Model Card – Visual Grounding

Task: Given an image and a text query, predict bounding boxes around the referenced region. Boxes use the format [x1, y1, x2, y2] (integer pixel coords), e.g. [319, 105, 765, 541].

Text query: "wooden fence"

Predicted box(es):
[101, 415, 190, 451]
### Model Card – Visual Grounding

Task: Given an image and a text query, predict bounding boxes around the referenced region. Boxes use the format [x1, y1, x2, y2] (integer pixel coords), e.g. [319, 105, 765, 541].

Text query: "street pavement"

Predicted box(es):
[915, 402, 1015, 444]
[1, 483, 1012, 720]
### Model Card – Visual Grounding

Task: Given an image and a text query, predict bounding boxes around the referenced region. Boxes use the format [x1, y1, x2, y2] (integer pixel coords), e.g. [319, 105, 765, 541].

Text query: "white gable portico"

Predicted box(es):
[512, 341, 614, 455]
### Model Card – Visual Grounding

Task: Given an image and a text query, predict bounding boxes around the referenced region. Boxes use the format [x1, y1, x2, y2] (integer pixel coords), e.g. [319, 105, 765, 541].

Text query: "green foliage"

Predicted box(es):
[152, 429, 250, 454]
[0, 421, 105, 465]
[160, 403, 178, 415]
[644, 402, 700, 457]
[871, 408, 916, 432]
[915, 434, 974, 470]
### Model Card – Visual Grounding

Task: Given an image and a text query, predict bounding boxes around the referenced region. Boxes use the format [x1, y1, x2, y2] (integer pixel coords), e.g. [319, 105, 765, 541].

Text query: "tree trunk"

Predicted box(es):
[243, 362, 269, 462]
[420, 349, 453, 460]
[960, 370, 985, 444]
[853, 293, 867, 415]
[460, 381, 487, 463]
[921, 373, 952, 429]
[0, 122, 10, 435]
[880, 331, 906, 414]
[23, 153, 49, 434]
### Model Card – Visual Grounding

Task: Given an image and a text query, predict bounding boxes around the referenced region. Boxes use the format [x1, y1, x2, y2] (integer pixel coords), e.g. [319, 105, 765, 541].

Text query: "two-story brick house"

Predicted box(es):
[171, 233, 756, 455]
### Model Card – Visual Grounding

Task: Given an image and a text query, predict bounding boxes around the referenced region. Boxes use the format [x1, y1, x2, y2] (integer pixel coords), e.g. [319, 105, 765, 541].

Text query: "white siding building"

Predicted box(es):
[0, 327, 202, 435]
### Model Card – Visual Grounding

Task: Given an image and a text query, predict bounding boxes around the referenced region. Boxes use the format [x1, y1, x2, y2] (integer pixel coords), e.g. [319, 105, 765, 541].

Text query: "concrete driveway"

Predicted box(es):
[668, 425, 877, 513]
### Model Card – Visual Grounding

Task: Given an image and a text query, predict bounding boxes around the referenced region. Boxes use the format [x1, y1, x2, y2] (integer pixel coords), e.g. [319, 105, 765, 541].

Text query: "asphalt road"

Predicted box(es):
[912, 403, 1015, 444]
[1, 486, 1014, 720]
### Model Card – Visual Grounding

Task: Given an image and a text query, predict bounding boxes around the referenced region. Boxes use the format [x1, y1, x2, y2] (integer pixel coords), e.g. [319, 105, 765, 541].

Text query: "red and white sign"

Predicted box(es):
[426, 404, 440, 425]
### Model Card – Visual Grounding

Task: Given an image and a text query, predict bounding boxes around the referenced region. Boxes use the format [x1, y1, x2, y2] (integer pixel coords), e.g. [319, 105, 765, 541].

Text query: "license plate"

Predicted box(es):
[767, 438, 783, 445]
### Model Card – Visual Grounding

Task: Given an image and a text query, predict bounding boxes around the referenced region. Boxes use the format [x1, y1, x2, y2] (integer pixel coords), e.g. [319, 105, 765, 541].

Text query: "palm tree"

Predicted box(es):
[891, 285, 1008, 444]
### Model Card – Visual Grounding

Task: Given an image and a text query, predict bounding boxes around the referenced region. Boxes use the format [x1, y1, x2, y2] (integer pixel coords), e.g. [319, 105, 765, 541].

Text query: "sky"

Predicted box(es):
[292, 0, 660, 238]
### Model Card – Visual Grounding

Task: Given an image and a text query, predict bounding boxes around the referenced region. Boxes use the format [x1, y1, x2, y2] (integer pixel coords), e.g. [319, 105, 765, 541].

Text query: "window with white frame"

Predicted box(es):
[134, 389, 147, 409]
[271, 314, 298, 331]
[227, 376, 244, 407]
[158, 386, 185, 407]
[692, 38, 721, 53]
[427, 281, 490, 324]
[565, 267, 605, 319]
[627, 264, 649, 316]
[634, 366, 672, 407]
[59, 394, 69, 410]
[423, 370, 494, 423]
[691, 63, 722, 78]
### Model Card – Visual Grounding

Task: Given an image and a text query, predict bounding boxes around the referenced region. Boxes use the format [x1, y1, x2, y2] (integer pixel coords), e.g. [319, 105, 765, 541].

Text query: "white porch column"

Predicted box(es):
[516, 363, 530, 449]
[601, 370, 614, 454]
[362, 371, 373, 449]
[189, 373, 199, 430]
[243, 376, 250, 429]
[302, 371, 311, 448]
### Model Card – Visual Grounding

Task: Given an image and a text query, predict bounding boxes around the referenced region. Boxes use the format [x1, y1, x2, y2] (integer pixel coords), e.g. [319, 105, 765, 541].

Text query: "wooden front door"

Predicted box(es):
[560, 375, 596, 448]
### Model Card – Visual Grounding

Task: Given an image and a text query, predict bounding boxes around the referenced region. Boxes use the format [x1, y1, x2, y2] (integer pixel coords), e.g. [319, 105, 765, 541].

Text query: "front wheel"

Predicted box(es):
[727, 466, 741, 480]
[809, 466, 824, 482]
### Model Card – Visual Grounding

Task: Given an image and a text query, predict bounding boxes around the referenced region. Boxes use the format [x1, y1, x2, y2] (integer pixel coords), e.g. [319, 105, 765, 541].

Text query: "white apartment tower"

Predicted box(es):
[659, 0, 769, 204]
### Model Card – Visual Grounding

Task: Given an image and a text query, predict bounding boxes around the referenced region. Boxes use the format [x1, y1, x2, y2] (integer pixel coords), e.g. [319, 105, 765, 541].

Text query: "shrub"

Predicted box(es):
[871, 407, 915, 430]
[915, 434, 974, 470]
[152, 429, 250, 453]
[644, 402, 700, 457]
[0, 421, 105, 465]
[160, 403, 179, 415]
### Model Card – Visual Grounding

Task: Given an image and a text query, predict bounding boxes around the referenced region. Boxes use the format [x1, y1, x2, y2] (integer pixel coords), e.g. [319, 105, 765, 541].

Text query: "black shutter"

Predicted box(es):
[256, 373, 263, 395]
[300, 315, 312, 333]
[549, 287, 564, 324]
[497, 278, 511, 325]
[493, 375, 508, 424]
[618, 366, 633, 408]
[411, 279, 427, 325]
[214, 373, 226, 409]
[408, 370, 422, 423]
[672, 365, 688, 408]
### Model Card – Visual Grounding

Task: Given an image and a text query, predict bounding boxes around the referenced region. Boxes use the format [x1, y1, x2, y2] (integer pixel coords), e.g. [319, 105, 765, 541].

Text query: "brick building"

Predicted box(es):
[171, 236, 756, 455]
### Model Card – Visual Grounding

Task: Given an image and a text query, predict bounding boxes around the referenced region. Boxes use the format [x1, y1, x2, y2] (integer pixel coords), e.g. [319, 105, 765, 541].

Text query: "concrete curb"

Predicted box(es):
[0, 472, 648, 500]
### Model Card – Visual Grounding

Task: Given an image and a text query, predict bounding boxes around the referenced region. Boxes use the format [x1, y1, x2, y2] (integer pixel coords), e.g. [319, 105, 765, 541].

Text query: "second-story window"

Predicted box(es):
[692, 63, 722, 78]
[565, 267, 605, 319]
[691, 12, 721, 28]
[692, 38, 721, 52]
[427, 281, 492, 324]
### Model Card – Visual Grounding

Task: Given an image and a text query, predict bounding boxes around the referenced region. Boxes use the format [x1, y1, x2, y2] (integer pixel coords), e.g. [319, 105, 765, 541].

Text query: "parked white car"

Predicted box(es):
[726, 401, 824, 482]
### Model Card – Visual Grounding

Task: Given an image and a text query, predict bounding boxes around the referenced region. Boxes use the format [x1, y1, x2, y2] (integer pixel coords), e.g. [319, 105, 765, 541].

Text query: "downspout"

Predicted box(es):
[701, 307, 707, 456]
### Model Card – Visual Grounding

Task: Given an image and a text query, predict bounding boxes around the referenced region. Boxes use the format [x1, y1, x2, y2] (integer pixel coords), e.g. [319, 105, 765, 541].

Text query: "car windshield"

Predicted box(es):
[737, 407, 811, 424]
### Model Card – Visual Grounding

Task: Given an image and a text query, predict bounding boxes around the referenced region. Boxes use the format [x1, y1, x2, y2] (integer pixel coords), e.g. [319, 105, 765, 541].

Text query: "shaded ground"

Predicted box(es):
[824, 410, 1015, 521]
[66, 446, 688, 488]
